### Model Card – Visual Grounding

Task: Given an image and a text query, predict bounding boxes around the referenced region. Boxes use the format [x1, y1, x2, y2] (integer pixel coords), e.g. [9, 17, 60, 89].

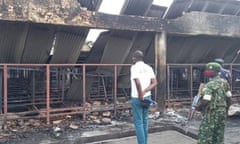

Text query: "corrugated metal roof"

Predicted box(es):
[91, 0, 156, 75]
[49, 28, 87, 64]
[84, 31, 110, 66]
[1, 0, 240, 65]
[122, 0, 153, 16]
[21, 24, 55, 63]
[0, 22, 27, 63]
[0, 0, 103, 64]
[167, 35, 240, 63]
[161, 0, 240, 64]
[165, 0, 240, 19]
[146, 5, 167, 17]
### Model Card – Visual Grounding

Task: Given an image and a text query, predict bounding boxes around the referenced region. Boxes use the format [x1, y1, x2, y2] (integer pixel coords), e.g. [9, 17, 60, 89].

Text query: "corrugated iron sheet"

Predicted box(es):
[93, 0, 157, 67]
[117, 32, 155, 88]
[122, 0, 153, 16]
[85, 31, 110, 66]
[0, 22, 27, 63]
[49, 29, 87, 64]
[167, 35, 240, 63]
[1, 0, 240, 65]
[146, 5, 167, 17]
[165, 0, 240, 19]
[158, 0, 240, 64]
[21, 24, 55, 64]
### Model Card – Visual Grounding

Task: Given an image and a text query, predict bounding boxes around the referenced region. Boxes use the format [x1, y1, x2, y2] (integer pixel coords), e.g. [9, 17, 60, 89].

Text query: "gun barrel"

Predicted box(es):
[192, 95, 200, 107]
[187, 107, 195, 120]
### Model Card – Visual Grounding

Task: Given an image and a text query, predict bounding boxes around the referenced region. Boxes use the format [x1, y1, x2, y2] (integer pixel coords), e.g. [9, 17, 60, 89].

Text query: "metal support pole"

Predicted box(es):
[3, 65, 8, 121]
[0, 69, 2, 114]
[114, 65, 117, 118]
[82, 65, 86, 121]
[46, 65, 50, 125]
[32, 71, 36, 104]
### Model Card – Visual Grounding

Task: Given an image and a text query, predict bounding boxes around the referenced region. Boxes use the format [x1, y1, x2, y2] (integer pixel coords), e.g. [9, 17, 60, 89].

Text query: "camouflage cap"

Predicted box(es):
[206, 62, 221, 72]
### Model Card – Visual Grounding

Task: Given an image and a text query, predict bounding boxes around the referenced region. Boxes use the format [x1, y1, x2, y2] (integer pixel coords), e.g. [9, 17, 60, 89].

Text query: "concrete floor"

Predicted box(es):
[87, 130, 197, 144]
[81, 115, 240, 144]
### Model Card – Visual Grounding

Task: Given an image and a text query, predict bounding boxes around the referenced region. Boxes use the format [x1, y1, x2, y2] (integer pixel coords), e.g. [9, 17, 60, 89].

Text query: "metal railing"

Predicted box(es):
[1, 63, 240, 124]
[0, 64, 131, 124]
[166, 63, 240, 107]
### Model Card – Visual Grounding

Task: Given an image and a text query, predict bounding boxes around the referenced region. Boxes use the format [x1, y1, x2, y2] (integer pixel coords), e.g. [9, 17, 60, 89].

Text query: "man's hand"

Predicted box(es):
[139, 91, 147, 100]
[139, 91, 144, 100]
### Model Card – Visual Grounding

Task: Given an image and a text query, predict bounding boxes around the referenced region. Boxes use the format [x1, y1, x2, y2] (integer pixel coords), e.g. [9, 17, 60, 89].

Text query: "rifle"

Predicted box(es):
[187, 95, 200, 121]
[185, 83, 205, 134]
[187, 83, 205, 121]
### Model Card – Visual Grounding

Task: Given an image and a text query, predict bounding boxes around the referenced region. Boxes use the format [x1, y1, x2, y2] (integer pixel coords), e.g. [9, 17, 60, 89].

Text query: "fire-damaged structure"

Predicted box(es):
[1, 0, 240, 125]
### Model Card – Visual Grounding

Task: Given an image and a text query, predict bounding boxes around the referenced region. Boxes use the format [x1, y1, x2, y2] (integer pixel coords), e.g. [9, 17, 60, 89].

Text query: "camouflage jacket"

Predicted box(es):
[202, 76, 230, 111]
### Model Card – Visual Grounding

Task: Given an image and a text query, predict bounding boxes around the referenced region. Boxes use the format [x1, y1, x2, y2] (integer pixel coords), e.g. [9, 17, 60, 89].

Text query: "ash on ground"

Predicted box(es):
[1, 106, 240, 144]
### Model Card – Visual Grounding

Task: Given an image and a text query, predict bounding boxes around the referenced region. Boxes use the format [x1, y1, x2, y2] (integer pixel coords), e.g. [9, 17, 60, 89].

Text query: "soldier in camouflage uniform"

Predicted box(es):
[197, 62, 231, 144]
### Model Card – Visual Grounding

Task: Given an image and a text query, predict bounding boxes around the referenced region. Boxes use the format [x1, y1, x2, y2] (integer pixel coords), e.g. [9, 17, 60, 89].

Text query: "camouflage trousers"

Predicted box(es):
[198, 109, 226, 144]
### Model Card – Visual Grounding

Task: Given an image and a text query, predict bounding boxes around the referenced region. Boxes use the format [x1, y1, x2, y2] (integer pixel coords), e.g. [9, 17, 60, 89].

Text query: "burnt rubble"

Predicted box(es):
[1, 106, 240, 143]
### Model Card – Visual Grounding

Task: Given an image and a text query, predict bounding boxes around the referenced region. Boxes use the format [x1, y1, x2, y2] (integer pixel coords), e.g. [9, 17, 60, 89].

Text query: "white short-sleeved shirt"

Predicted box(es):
[130, 61, 156, 98]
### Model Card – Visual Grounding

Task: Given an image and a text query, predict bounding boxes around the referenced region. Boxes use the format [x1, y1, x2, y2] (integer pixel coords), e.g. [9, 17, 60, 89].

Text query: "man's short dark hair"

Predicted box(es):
[133, 50, 144, 60]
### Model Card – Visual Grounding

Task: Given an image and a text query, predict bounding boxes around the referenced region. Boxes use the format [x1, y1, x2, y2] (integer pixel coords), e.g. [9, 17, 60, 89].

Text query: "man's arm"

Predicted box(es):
[143, 78, 158, 94]
[134, 77, 158, 100]
[134, 78, 144, 100]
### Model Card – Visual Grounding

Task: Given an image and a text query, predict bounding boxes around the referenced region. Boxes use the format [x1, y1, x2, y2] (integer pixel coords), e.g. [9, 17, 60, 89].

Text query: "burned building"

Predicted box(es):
[0, 0, 240, 124]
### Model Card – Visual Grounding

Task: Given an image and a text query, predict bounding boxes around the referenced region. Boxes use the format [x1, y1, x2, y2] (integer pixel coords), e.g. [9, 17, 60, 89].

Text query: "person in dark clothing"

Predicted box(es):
[214, 58, 231, 83]
[214, 58, 232, 114]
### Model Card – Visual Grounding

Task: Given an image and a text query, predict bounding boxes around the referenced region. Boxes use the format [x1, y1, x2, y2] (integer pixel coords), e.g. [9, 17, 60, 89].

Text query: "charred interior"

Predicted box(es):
[1, 63, 240, 124]
[1, 0, 240, 124]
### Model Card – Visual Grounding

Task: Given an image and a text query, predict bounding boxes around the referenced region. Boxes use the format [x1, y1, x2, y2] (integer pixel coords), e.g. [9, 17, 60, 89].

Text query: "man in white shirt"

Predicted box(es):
[130, 50, 158, 144]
